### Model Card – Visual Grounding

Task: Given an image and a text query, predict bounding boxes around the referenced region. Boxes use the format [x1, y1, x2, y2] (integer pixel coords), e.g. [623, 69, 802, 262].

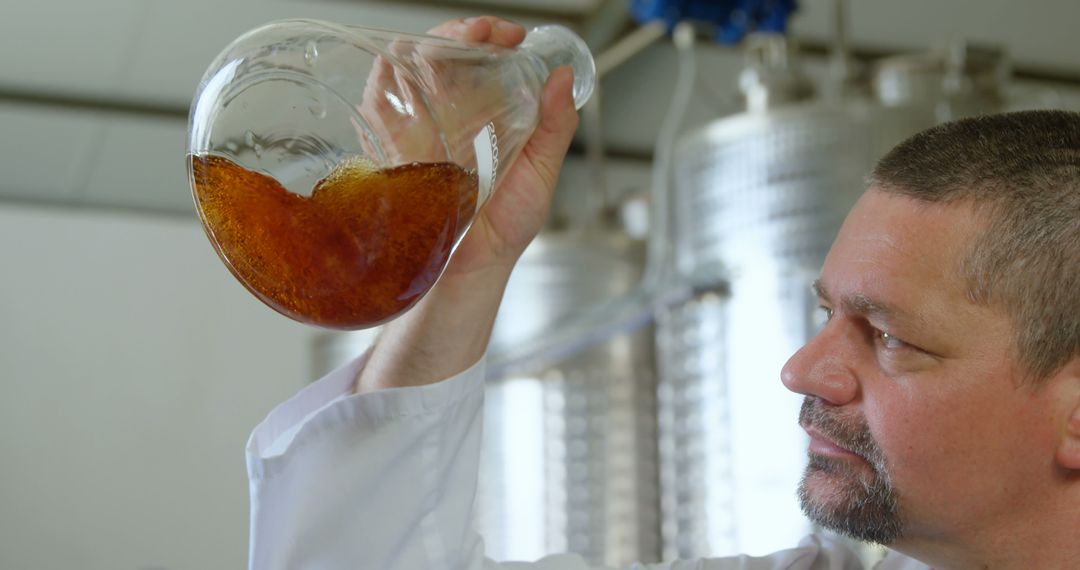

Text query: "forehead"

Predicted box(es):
[820, 189, 984, 314]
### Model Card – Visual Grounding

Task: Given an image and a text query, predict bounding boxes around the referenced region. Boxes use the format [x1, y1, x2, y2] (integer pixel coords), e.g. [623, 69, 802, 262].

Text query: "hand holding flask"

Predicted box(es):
[187, 18, 594, 329]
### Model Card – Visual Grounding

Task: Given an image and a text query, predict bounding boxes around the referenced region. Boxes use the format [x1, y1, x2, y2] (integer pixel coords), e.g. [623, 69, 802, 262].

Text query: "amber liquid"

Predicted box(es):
[189, 154, 478, 329]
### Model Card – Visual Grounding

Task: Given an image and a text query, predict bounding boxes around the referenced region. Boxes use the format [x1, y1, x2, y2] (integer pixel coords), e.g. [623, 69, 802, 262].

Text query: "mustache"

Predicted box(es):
[799, 397, 887, 471]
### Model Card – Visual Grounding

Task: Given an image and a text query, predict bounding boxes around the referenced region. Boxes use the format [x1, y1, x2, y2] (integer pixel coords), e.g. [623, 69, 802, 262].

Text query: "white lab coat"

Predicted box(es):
[246, 351, 929, 570]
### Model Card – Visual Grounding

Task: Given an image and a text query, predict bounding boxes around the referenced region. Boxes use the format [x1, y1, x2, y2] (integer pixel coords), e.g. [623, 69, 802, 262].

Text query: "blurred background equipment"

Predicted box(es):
[4, 1, 1080, 569]
[479, 226, 660, 566]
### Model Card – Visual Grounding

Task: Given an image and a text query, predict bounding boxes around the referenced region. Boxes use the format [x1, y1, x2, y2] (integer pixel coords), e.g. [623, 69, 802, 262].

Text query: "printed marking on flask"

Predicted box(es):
[473, 122, 499, 206]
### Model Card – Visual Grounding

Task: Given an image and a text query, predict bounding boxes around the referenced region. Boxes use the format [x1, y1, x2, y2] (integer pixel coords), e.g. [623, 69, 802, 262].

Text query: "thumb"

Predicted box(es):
[522, 66, 579, 190]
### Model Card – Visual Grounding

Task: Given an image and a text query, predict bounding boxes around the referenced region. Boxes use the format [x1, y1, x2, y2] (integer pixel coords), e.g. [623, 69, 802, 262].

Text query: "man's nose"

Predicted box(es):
[780, 322, 859, 405]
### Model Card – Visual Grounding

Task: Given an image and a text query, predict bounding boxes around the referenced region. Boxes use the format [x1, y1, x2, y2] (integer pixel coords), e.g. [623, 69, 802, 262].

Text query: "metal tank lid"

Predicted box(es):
[873, 41, 1009, 109]
[737, 33, 815, 112]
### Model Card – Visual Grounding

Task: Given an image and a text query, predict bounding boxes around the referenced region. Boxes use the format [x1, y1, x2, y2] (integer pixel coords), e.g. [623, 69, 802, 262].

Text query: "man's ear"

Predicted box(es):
[1055, 356, 1080, 470]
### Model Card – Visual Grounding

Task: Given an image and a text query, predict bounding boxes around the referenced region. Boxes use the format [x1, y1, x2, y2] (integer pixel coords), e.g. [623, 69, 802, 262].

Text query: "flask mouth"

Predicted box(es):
[521, 25, 596, 110]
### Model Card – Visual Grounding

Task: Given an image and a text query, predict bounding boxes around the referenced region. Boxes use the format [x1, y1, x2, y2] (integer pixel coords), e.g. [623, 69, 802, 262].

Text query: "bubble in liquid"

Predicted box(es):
[309, 101, 327, 119]
[304, 40, 318, 66]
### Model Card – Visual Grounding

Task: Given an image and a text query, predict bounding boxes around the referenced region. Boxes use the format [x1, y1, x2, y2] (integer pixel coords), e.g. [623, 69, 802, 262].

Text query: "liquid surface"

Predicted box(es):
[190, 154, 478, 329]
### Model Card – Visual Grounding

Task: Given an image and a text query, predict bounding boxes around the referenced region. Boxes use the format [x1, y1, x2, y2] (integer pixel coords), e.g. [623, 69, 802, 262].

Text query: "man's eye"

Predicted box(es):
[812, 306, 834, 333]
[878, 330, 907, 350]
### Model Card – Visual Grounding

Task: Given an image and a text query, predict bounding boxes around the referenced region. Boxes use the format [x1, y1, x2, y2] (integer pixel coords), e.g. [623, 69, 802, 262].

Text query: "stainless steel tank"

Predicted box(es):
[478, 226, 661, 567]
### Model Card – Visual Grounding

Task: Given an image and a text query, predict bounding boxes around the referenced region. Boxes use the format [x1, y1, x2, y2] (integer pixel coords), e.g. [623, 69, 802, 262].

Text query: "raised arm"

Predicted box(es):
[355, 16, 579, 394]
[245, 16, 582, 570]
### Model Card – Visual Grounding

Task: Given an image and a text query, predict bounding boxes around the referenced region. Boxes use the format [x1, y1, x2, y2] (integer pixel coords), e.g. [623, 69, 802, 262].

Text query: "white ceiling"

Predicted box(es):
[2, 0, 1079, 216]
[791, 0, 1080, 78]
[0, 0, 565, 109]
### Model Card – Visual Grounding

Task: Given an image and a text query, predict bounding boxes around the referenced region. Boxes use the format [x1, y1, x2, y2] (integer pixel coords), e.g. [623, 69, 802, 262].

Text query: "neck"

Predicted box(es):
[892, 474, 1080, 569]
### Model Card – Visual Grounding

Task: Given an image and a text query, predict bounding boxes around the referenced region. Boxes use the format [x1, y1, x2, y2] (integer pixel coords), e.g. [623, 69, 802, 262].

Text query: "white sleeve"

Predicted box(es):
[492, 534, 864, 570]
[244, 351, 868, 570]
[246, 350, 489, 570]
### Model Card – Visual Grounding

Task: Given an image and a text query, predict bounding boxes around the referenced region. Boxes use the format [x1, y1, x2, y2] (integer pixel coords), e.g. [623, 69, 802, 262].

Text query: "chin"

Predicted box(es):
[797, 456, 904, 545]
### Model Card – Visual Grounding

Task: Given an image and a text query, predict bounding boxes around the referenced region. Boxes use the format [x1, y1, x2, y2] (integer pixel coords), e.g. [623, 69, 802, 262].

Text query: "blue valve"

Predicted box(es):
[630, 0, 797, 43]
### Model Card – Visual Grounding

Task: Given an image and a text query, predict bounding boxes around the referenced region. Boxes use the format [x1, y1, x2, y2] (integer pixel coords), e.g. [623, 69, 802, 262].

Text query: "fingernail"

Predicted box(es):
[463, 16, 482, 25]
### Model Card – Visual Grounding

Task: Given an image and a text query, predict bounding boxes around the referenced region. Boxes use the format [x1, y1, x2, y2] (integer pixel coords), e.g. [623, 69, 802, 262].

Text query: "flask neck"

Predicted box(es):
[519, 25, 596, 110]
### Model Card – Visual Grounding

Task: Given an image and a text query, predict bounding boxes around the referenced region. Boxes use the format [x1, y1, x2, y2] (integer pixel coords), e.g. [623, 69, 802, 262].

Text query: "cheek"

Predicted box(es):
[864, 387, 982, 491]
[864, 378, 1055, 518]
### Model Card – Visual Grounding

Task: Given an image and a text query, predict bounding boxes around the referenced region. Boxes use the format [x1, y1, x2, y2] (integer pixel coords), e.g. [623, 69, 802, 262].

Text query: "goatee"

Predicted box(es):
[796, 397, 903, 544]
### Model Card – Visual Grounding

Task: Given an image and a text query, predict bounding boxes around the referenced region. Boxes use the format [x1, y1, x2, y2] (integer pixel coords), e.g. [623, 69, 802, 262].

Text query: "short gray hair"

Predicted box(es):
[869, 110, 1080, 383]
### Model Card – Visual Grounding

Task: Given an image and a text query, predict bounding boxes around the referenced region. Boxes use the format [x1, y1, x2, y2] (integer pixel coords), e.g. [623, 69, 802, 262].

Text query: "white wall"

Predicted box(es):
[0, 204, 318, 570]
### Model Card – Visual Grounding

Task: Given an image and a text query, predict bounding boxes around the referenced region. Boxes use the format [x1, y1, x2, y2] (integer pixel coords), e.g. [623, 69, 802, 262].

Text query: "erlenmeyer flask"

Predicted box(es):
[187, 19, 594, 329]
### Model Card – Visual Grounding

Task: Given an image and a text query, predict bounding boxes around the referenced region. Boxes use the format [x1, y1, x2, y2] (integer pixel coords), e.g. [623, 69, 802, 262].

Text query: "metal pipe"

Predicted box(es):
[594, 21, 668, 78]
[580, 20, 667, 224]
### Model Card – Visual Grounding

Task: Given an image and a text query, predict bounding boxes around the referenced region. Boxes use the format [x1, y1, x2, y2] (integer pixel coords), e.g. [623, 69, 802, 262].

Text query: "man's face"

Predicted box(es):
[781, 189, 1063, 548]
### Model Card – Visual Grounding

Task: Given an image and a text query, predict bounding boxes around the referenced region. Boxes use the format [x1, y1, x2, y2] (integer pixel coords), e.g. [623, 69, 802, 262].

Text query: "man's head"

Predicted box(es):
[781, 110, 1080, 564]
[871, 110, 1080, 383]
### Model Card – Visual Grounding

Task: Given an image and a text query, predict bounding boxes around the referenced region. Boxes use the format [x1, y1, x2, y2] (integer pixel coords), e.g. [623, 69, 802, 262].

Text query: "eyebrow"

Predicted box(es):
[812, 279, 920, 327]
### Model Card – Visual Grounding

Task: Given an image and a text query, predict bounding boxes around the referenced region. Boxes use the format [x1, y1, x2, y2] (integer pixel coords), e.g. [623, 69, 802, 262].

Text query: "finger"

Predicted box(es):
[522, 66, 579, 190]
[359, 55, 398, 117]
[428, 16, 524, 47]
[427, 17, 489, 43]
[474, 17, 526, 47]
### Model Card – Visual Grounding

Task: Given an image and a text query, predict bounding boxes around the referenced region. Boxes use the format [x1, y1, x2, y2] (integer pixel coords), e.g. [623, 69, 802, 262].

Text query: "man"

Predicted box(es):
[244, 17, 1080, 570]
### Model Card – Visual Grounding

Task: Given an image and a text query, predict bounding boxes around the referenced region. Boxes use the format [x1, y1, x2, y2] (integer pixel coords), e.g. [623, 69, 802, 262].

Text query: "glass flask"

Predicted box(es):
[187, 19, 594, 329]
